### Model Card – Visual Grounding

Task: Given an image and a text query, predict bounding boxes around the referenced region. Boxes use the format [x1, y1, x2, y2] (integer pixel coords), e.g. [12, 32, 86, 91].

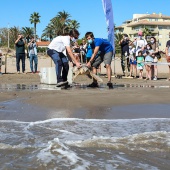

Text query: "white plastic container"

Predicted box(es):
[39, 67, 73, 85]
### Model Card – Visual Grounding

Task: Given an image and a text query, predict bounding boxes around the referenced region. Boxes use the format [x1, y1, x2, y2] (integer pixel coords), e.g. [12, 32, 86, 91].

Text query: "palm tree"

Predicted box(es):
[42, 25, 54, 41]
[68, 20, 80, 30]
[56, 10, 71, 34]
[114, 33, 123, 54]
[29, 12, 41, 40]
[41, 11, 80, 39]
[143, 27, 153, 40]
[21, 27, 34, 43]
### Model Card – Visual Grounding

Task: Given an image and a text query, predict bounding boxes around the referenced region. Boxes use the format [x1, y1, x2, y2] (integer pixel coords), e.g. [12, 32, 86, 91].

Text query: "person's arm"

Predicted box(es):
[86, 46, 100, 67]
[165, 47, 168, 56]
[65, 46, 81, 68]
[119, 39, 124, 45]
[27, 39, 34, 47]
[15, 36, 21, 44]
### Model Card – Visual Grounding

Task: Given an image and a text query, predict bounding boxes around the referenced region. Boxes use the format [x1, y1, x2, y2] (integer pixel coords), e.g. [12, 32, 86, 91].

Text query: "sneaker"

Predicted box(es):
[153, 76, 157, 81]
[107, 81, 113, 89]
[56, 81, 68, 87]
[17, 71, 20, 74]
[87, 82, 99, 88]
[0, 72, 3, 75]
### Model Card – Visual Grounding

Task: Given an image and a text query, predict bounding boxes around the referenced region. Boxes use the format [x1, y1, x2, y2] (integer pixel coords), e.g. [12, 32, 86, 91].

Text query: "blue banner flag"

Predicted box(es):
[101, 0, 115, 53]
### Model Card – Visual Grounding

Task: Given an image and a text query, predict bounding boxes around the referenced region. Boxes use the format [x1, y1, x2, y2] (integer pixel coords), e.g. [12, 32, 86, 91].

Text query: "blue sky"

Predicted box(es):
[0, 0, 170, 39]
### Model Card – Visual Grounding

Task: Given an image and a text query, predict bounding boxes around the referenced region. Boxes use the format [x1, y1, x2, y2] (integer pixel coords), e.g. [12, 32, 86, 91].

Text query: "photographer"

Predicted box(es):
[119, 34, 130, 75]
[27, 36, 38, 73]
[15, 33, 26, 74]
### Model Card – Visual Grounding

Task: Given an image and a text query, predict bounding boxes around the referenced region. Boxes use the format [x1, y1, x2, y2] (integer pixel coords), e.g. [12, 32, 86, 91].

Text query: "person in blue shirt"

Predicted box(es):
[85, 32, 113, 88]
[86, 43, 93, 63]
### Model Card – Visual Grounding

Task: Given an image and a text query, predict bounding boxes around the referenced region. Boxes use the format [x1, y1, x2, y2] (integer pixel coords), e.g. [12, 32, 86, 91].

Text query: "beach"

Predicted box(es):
[0, 57, 170, 169]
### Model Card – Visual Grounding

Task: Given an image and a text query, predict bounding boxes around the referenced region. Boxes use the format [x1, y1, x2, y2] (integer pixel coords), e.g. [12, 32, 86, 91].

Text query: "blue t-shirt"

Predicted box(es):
[91, 38, 113, 54]
[86, 44, 93, 58]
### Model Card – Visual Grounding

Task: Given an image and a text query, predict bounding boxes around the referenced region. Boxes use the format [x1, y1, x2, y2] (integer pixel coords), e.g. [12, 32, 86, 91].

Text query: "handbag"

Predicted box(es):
[155, 52, 161, 60]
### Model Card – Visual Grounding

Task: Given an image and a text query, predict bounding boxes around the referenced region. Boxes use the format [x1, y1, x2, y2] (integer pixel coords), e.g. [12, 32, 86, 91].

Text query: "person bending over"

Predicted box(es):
[85, 32, 113, 88]
[47, 29, 81, 87]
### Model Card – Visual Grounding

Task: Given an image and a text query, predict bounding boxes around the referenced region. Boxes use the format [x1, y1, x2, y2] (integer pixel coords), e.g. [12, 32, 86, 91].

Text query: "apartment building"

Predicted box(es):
[116, 13, 170, 50]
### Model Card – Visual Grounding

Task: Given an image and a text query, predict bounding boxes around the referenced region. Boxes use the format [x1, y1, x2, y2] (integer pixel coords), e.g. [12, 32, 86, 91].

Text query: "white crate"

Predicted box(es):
[39, 67, 72, 85]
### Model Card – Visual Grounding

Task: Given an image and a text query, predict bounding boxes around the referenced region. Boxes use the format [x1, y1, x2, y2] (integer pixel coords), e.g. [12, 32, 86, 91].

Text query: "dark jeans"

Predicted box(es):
[47, 49, 69, 83]
[29, 54, 38, 72]
[16, 53, 25, 72]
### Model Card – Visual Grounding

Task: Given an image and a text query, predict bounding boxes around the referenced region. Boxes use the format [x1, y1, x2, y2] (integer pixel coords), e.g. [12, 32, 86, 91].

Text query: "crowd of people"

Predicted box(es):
[119, 31, 170, 81]
[1, 29, 170, 87]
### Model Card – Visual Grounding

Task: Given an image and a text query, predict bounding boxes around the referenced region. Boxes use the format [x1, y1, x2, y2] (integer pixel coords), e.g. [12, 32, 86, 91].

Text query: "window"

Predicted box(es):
[155, 19, 158, 21]
[158, 26, 163, 30]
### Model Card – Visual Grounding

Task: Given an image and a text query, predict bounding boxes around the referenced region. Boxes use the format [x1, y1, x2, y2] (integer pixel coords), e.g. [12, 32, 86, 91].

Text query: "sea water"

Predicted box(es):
[0, 118, 170, 170]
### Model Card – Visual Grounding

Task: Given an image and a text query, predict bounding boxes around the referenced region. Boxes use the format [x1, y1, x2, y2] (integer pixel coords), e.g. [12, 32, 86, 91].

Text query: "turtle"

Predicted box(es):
[72, 64, 103, 83]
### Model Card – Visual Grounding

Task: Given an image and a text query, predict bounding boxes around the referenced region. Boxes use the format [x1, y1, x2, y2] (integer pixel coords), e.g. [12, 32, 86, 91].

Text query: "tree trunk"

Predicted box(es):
[34, 23, 36, 40]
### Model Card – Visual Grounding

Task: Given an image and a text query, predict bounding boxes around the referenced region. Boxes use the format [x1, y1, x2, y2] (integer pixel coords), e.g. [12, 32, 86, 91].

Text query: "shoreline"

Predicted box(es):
[0, 73, 170, 121]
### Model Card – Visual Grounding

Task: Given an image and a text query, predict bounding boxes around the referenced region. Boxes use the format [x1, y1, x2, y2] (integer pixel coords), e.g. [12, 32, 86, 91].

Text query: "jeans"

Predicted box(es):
[16, 53, 25, 72]
[47, 49, 69, 83]
[29, 54, 38, 72]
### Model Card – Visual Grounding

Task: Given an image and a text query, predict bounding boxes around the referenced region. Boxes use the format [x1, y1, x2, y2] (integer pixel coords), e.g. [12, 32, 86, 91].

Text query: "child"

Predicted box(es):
[137, 51, 145, 79]
[129, 45, 137, 77]
[145, 51, 153, 80]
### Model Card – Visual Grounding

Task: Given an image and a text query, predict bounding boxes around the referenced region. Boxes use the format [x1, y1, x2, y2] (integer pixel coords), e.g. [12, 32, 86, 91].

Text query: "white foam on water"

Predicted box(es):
[0, 118, 170, 169]
[66, 131, 170, 152]
[37, 138, 91, 169]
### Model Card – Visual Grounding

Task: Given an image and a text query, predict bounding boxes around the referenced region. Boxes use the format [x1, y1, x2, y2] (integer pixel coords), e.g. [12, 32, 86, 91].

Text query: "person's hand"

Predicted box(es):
[18, 35, 22, 39]
[75, 62, 82, 68]
[86, 62, 91, 68]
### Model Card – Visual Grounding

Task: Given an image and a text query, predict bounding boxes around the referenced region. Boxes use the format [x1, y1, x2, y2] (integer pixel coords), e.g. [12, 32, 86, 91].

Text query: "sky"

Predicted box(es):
[0, 0, 170, 39]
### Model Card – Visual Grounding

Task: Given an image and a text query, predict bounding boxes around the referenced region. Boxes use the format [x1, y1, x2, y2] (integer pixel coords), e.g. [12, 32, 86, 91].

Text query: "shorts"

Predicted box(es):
[130, 59, 137, 65]
[91, 51, 113, 68]
[137, 65, 144, 70]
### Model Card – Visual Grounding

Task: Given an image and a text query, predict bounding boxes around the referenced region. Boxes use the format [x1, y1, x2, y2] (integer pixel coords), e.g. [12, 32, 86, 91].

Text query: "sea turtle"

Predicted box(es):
[72, 64, 103, 83]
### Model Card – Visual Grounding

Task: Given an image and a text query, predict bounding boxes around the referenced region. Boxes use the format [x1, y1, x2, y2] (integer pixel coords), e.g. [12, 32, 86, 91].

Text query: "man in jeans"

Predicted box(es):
[15, 33, 26, 74]
[119, 34, 130, 75]
[28, 36, 38, 73]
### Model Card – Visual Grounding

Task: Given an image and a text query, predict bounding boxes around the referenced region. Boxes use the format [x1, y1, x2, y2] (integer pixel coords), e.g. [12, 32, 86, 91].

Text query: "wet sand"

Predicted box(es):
[0, 73, 170, 121]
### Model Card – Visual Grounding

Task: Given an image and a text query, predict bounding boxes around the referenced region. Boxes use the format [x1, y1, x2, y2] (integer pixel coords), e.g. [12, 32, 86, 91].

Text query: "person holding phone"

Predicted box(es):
[15, 33, 26, 74]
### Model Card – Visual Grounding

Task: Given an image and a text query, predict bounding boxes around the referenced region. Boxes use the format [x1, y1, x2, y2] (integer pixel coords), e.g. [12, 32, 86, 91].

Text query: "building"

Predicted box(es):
[116, 13, 170, 50]
[36, 41, 50, 48]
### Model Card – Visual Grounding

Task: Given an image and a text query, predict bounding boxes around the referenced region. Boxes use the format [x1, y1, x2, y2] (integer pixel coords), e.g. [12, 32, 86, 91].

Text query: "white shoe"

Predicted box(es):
[153, 77, 157, 81]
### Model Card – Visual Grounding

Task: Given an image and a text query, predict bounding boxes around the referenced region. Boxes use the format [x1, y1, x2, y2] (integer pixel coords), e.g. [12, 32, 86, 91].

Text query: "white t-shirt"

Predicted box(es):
[135, 38, 147, 56]
[129, 47, 136, 60]
[48, 36, 70, 52]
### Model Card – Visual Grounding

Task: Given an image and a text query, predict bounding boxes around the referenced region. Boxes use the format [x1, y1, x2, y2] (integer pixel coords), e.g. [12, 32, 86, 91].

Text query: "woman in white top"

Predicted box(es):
[47, 29, 81, 87]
